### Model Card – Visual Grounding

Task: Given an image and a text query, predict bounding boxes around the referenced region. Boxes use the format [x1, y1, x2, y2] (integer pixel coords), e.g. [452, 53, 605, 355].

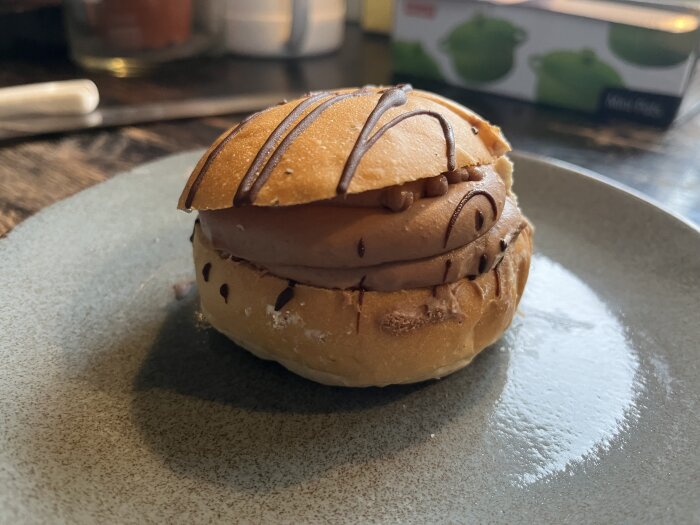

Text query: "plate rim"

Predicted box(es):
[511, 150, 700, 236]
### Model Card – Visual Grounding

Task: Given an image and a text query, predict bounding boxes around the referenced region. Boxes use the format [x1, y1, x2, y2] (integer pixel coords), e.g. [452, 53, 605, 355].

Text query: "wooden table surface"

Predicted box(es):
[1, 26, 699, 237]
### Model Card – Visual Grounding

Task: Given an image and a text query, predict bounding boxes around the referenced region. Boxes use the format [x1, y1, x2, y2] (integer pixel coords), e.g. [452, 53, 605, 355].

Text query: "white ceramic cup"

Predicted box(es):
[224, 0, 346, 57]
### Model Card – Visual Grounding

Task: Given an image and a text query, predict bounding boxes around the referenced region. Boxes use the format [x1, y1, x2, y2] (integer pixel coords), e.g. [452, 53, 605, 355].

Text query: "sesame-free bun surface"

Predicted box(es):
[192, 224, 532, 387]
[178, 87, 510, 210]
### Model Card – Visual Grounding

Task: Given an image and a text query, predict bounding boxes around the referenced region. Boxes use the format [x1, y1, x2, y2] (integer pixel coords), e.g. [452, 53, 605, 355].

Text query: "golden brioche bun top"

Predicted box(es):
[178, 85, 510, 210]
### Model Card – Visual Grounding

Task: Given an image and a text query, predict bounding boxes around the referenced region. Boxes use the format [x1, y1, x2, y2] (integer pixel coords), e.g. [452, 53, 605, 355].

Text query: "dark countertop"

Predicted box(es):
[1, 25, 699, 236]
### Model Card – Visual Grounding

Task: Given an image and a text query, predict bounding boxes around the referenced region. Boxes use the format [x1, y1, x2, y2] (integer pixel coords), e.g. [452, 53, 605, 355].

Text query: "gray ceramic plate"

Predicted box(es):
[1, 152, 699, 524]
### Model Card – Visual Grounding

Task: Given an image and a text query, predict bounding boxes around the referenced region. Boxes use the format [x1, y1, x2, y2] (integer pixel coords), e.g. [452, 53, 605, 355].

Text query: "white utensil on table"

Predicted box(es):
[0, 79, 100, 119]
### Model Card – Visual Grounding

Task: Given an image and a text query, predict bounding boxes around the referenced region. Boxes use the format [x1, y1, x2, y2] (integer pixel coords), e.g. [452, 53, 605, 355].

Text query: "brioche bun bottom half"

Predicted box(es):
[192, 225, 532, 387]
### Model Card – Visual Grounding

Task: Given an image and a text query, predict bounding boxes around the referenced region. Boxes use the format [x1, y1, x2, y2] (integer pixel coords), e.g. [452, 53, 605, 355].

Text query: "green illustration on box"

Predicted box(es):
[392, 41, 444, 81]
[609, 23, 699, 68]
[530, 49, 624, 113]
[441, 14, 526, 83]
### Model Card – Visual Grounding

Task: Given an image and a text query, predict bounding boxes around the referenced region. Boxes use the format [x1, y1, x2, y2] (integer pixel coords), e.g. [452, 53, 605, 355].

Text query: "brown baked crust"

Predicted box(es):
[191, 223, 532, 387]
[178, 87, 510, 211]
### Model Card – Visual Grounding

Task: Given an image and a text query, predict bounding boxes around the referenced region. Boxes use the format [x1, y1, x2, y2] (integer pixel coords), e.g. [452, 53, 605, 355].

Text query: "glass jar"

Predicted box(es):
[64, 0, 223, 76]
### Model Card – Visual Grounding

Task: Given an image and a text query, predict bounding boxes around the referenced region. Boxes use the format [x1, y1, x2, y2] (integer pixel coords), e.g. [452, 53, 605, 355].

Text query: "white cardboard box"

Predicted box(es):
[392, 0, 700, 124]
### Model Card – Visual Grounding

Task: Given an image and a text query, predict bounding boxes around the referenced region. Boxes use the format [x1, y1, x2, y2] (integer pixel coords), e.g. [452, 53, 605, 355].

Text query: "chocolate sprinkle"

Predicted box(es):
[479, 253, 489, 274]
[274, 281, 296, 311]
[202, 262, 212, 282]
[494, 267, 501, 297]
[357, 238, 366, 258]
[444, 188, 499, 248]
[500, 238, 508, 251]
[189, 218, 200, 243]
[471, 126, 479, 135]
[219, 283, 229, 303]
[442, 259, 452, 283]
[475, 209, 484, 231]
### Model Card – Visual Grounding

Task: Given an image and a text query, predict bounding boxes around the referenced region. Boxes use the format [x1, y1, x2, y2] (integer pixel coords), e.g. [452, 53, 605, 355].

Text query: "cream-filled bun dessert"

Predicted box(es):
[179, 84, 533, 387]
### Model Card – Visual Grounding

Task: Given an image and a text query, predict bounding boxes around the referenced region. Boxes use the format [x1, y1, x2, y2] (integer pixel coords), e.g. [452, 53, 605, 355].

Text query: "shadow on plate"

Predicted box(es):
[130, 289, 510, 491]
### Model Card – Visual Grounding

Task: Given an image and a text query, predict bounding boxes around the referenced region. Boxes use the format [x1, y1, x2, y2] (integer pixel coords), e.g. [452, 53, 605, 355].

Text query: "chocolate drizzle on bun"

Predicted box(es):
[274, 281, 296, 311]
[179, 85, 533, 387]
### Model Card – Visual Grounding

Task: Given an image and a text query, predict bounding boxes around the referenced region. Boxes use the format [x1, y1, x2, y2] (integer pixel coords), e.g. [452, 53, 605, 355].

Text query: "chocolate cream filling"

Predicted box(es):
[197, 162, 529, 292]
[255, 199, 527, 290]
[200, 164, 507, 267]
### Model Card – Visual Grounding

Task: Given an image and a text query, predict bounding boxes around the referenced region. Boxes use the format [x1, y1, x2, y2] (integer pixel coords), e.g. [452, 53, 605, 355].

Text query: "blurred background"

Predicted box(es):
[0, 0, 699, 235]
